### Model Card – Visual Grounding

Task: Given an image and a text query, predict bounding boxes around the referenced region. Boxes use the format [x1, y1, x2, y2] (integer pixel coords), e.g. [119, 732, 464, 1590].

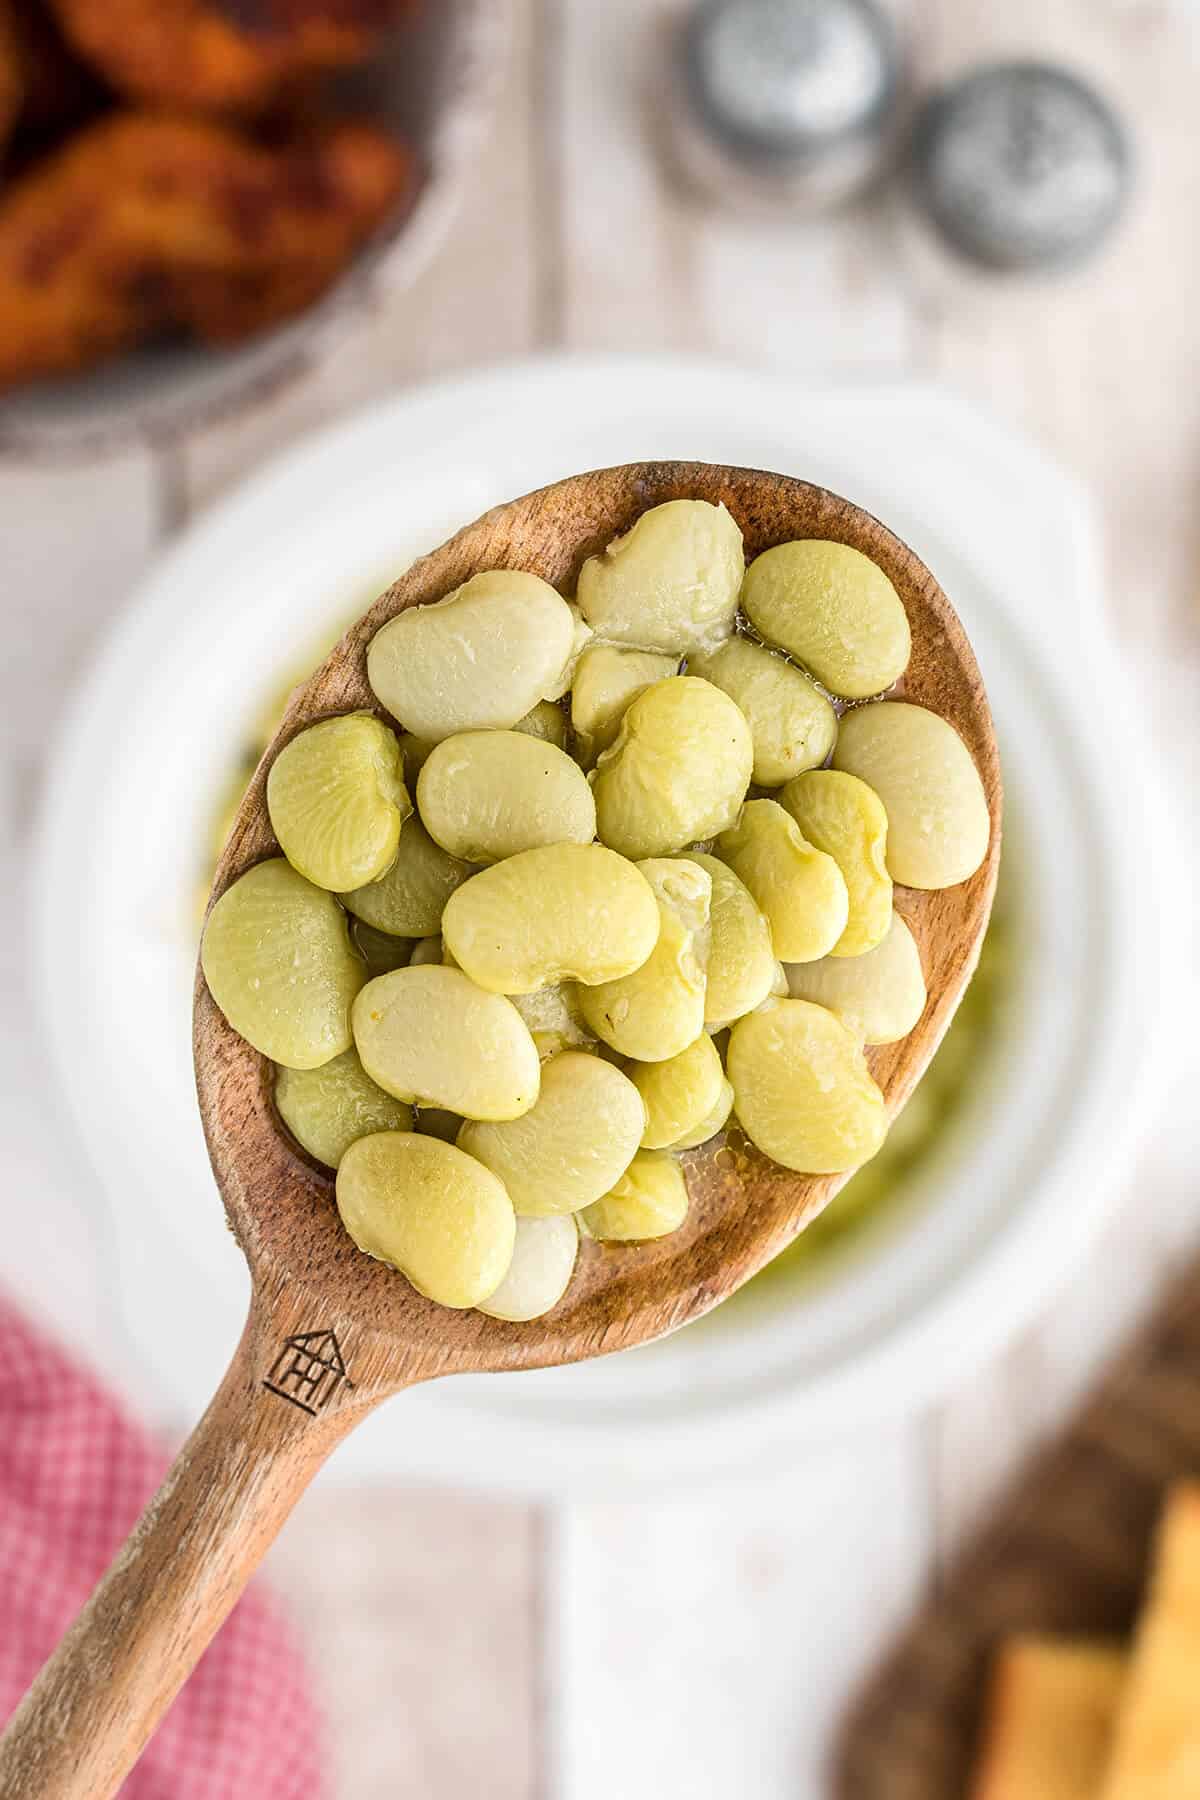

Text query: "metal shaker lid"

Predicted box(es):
[682, 0, 899, 166]
[912, 62, 1131, 271]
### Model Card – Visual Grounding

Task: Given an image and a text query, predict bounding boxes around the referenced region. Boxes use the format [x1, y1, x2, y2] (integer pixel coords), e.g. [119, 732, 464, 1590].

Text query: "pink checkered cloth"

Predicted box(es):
[0, 1294, 328, 1798]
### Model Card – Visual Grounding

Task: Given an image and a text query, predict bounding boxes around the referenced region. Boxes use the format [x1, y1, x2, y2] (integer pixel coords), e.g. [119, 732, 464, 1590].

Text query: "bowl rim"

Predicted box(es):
[0, 0, 512, 463]
[26, 355, 1177, 1492]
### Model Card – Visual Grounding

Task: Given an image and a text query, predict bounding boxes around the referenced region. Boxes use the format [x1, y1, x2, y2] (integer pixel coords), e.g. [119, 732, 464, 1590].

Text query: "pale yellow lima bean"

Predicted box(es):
[833, 701, 989, 889]
[352, 965, 540, 1120]
[442, 843, 660, 995]
[716, 799, 848, 963]
[577, 858, 711, 1061]
[576, 499, 743, 654]
[337, 1132, 515, 1309]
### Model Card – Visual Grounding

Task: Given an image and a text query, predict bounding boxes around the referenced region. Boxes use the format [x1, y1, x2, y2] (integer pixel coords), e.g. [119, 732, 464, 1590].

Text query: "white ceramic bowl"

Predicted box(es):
[30, 355, 1171, 1492]
[0, 0, 508, 458]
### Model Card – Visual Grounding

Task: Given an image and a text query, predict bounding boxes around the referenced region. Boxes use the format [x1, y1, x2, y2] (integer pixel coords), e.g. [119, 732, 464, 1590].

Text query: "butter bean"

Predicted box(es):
[201, 858, 364, 1070]
[592, 676, 753, 860]
[670, 1078, 735, 1150]
[578, 858, 711, 1061]
[478, 1215, 580, 1321]
[727, 999, 887, 1173]
[510, 983, 596, 1059]
[368, 571, 578, 739]
[350, 919, 412, 978]
[415, 1105, 463, 1143]
[682, 851, 778, 1028]
[275, 1048, 413, 1167]
[352, 965, 540, 1120]
[514, 700, 569, 749]
[399, 732, 436, 779]
[785, 910, 926, 1044]
[337, 1132, 515, 1309]
[267, 712, 409, 892]
[779, 769, 891, 956]
[577, 499, 743, 654]
[571, 643, 678, 766]
[407, 934, 444, 967]
[417, 730, 595, 864]
[579, 1151, 689, 1242]
[459, 1051, 645, 1216]
[742, 540, 910, 699]
[628, 1032, 725, 1150]
[442, 843, 659, 995]
[341, 814, 477, 938]
[716, 799, 848, 963]
[687, 637, 837, 786]
[833, 701, 990, 889]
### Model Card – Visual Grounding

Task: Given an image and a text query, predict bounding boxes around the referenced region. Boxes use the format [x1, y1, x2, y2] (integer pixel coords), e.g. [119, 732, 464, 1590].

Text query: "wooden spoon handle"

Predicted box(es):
[0, 1293, 372, 1799]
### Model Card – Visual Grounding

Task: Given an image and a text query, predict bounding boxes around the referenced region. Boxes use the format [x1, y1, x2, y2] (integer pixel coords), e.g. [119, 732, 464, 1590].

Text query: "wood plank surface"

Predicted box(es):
[555, 1441, 933, 1800]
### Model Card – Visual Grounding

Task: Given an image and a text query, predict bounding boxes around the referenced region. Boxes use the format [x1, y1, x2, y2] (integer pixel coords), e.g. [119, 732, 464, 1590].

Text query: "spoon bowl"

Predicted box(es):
[0, 462, 999, 1799]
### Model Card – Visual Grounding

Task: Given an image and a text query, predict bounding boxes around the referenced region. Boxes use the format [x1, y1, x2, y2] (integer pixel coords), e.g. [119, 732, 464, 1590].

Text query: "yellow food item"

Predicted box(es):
[578, 858, 711, 1062]
[267, 712, 409, 893]
[579, 1151, 690, 1242]
[970, 1637, 1126, 1800]
[350, 919, 412, 978]
[683, 850, 779, 1029]
[576, 498, 743, 655]
[741, 539, 910, 699]
[727, 998, 887, 1173]
[201, 857, 363, 1069]
[1100, 1484, 1200, 1800]
[458, 1051, 645, 1217]
[570, 643, 678, 766]
[442, 843, 659, 995]
[352, 965, 540, 1121]
[627, 1032, 726, 1150]
[670, 1077, 735, 1150]
[337, 1132, 515, 1310]
[592, 676, 753, 860]
[367, 571, 580, 740]
[510, 983, 595, 1060]
[716, 799, 848, 964]
[340, 813, 477, 939]
[785, 910, 926, 1044]
[514, 700, 569, 748]
[687, 636, 837, 787]
[399, 731, 437, 780]
[417, 729, 595, 864]
[778, 768, 891, 956]
[275, 1048, 413, 1168]
[415, 1105, 462, 1143]
[834, 701, 990, 889]
[406, 934, 443, 968]
[478, 1215, 579, 1322]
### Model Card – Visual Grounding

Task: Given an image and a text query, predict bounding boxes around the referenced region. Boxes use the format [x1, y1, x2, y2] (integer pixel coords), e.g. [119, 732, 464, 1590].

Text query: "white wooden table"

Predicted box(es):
[3, 3, 1199, 1795]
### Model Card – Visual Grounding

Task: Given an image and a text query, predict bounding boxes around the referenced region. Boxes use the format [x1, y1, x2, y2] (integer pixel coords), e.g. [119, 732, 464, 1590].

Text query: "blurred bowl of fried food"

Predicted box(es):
[0, 0, 508, 455]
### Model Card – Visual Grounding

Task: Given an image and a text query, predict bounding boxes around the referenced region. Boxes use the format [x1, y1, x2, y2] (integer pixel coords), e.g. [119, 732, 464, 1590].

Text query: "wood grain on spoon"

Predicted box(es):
[0, 462, 1000, 1799]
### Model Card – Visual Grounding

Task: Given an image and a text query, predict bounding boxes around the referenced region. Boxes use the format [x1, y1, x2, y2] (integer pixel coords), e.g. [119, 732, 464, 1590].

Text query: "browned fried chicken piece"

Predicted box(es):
[45, 0, 414, 113]
[0, 109, 415, 387]
[8, 0, 105, 143]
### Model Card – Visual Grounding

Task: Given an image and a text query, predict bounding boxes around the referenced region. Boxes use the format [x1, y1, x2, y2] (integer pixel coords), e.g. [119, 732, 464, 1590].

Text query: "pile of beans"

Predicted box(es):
[201, 498, 990, 1321]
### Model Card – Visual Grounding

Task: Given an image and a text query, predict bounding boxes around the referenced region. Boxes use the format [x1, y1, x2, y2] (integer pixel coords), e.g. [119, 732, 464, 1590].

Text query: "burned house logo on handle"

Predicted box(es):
[264, 1330, 353, 1416]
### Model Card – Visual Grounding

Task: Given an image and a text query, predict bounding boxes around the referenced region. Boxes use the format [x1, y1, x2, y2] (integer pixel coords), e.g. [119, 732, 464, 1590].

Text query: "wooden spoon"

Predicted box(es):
[0, 462, 999, 1798]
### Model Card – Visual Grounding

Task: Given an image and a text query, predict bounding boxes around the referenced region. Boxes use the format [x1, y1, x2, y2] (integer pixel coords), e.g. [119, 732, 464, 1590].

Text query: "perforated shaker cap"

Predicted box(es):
[682, 0, 899, 165]
[912, 61, 1132, 271]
